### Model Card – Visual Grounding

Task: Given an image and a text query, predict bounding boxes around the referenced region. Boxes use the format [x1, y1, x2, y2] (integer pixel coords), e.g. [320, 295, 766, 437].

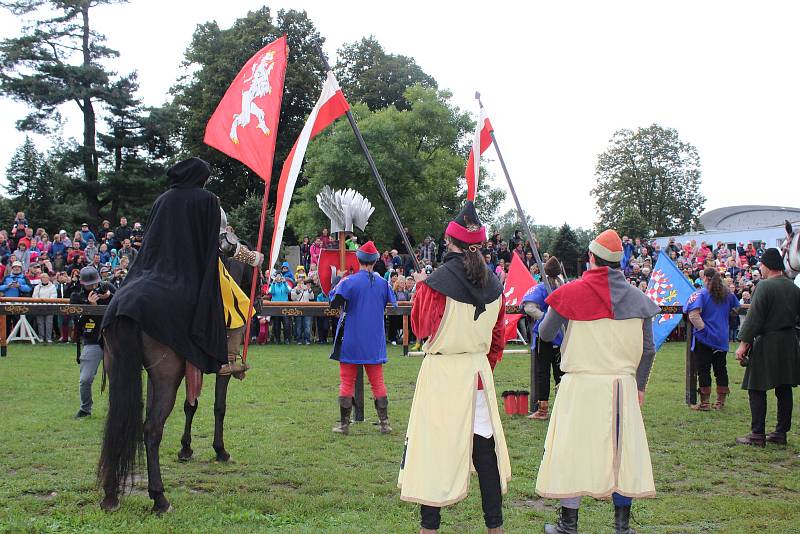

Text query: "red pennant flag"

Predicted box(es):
[503, 253, 537, 342]
[465, 106, 493, 201]
[268, 71, 350, 270]
[204, 36, 288, 185]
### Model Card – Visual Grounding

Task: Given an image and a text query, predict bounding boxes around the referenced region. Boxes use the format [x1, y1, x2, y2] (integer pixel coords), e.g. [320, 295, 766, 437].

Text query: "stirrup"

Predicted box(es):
[219, 358, 250, 376]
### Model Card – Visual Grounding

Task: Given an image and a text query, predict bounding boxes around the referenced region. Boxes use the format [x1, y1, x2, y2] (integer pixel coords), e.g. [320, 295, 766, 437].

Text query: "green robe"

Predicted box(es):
[739, 276, 800, 391]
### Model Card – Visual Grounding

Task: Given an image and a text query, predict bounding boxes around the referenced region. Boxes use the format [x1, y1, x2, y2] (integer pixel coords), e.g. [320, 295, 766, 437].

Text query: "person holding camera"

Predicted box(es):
[0, 261, 32, 297]
[72, 266, 115, 418]
[290, 275, 314, 344]
[735, 248, 800, 447]
[269, 273, 291, 343]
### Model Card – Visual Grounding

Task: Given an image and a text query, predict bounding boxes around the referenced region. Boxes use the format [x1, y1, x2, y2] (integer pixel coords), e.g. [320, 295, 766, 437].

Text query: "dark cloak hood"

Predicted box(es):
[425, 251, 503, 319]
[168, 157, 211, 189]
[102, 159, 227, 373]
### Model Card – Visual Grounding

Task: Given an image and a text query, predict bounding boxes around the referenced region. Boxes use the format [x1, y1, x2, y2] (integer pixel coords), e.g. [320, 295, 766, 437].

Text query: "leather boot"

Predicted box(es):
[614, 505, 636, 534]
[528, 400, 549, 420]
[419, 529, 437, 534]
[713, 387, 729, 410]
[766, 431, 787, 445]
[332, 396, 353, 435]
[735, 433, 766, 447]
[487, 527, 504, 534]
[375, 396, 392, 434]
[691, 387, 711, 411]
[543, 507, 578, 534]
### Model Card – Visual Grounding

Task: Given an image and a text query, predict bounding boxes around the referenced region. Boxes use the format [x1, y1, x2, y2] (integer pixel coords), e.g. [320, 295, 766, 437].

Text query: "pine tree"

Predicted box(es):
[550, 223, 582, 276]
[5, 136, 57, 230]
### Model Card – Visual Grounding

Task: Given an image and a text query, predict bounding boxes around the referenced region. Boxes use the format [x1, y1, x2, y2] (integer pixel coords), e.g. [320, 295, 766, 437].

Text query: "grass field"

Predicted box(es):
[1, 341, 798, 533]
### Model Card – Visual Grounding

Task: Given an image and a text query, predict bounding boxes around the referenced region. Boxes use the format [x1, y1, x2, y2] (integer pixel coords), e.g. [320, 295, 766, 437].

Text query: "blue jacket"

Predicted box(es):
[0, 273, 32, 297]
[50, 241, 67, 259]
[80, 230, 97, 245]
[269, 281, 290, 302]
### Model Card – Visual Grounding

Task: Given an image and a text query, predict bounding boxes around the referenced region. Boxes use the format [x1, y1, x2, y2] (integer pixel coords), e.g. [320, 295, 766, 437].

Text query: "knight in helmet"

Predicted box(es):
[398, 201, 510, 534]
[102, 157, 263, 381]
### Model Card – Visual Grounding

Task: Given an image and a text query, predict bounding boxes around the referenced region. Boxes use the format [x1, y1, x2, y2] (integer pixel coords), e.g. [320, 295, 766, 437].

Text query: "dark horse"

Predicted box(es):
[178, 259, 256, 463]
[97, 259, 257, 514]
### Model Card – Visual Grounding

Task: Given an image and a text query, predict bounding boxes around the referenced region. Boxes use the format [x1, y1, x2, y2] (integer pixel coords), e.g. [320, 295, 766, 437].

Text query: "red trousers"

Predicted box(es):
[339, 363, 387, 398]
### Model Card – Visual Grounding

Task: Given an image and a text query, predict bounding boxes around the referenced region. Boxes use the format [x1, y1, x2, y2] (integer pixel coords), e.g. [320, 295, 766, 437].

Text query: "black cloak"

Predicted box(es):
[101, 157, 227, 373]
[425, 251, 503, 319]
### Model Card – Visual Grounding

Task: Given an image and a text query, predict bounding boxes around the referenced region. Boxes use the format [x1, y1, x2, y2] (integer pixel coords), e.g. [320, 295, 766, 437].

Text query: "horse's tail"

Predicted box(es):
[98, 316, 144, 495]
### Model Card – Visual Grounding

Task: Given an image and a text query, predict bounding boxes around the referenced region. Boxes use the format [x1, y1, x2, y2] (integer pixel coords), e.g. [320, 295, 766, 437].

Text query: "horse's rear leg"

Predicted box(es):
[178, 398, 198, 462]
[142, 335, 183, 514]
[213, 374, 232, 462]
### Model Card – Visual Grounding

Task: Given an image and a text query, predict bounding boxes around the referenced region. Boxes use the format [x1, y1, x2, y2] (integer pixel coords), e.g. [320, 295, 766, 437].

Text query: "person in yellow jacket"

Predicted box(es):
[535, 229, 660, 534]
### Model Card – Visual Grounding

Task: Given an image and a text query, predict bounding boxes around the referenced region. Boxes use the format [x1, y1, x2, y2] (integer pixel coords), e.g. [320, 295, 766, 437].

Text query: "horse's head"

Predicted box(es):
[782, 220, 800, 279]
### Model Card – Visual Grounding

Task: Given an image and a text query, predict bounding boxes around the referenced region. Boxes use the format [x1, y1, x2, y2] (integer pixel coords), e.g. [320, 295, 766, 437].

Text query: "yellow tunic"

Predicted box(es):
[398, 296, 512, 506]
[535, 318, 655, 499]
[218, 258, 253, 329]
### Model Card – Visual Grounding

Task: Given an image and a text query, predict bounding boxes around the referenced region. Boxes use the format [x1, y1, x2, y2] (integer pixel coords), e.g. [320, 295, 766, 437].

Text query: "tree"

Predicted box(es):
[550, 223, 581, 276]
[5, 136, 58, 230]
[335, 37, 437, 111]
[591, 124, 705, 237]
[172, 7, 327, 210]
[287, 85, 505, 251]
[0, 0, 128, 221]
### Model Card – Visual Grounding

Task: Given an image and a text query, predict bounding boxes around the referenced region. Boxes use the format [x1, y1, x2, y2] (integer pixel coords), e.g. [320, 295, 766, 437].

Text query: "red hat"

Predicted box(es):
[445, 201, 487, 244]
[357, 240, 380, 263]
[589, 229, 623, 262]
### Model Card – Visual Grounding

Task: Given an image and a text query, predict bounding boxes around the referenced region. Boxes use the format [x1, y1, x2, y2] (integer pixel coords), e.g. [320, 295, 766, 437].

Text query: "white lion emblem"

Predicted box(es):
[229, 50, 275, 144]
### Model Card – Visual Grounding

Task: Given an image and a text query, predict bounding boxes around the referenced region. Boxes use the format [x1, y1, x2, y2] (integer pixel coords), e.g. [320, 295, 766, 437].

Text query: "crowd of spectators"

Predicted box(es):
[0, 212, 142, 342]
[1, 211, 775, 347]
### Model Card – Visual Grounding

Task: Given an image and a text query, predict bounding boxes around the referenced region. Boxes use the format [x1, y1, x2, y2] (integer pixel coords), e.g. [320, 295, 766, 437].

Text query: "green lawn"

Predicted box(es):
[1, 341, 798, 533]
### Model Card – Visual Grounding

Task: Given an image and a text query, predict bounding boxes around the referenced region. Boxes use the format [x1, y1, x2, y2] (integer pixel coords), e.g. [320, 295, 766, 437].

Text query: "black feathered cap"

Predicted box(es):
[446, 201, 487, 244]
[760, 248, 784, 271]
[168, 157, 211, 189]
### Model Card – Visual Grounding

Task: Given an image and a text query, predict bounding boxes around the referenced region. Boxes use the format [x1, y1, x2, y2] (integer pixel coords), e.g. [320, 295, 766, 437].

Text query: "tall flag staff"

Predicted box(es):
[204, 36, 289, 364]
[473, 92, 564, 408]
[314, 44, 420, 273]
[474, 92, 554, 297]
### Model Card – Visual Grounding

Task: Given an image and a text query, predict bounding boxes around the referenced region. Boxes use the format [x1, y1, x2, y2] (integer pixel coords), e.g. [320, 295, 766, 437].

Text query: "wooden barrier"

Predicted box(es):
[0, 298, 751, 409]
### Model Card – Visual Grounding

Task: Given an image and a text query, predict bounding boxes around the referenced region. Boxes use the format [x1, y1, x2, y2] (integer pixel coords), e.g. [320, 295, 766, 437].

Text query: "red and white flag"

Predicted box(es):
[465, 106, 493, 201]
[204, 36, 288, 184]
[269, 71, 350, 270]
[503, 253, 537, 342]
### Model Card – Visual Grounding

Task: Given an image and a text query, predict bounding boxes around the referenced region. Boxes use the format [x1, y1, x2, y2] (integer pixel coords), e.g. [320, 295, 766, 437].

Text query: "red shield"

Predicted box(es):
[318, 249, 361, 294]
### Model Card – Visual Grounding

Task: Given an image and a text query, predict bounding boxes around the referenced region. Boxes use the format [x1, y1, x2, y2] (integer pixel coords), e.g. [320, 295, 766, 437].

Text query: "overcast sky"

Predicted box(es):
[1, 0, 798, 229]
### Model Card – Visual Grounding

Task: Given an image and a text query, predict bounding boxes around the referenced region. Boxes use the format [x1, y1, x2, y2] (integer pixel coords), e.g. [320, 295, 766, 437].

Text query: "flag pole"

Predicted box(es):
[240, 180, 269, 364]
[315, 44, 420, 272]
[476, 92, 552, 296]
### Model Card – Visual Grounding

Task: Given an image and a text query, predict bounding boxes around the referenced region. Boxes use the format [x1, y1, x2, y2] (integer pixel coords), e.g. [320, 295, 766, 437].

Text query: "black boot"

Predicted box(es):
[614, 505, 636, 534]
[543, 507, 578, 534]
[332, 396, 352, 435]
[374, 396, 392, 433]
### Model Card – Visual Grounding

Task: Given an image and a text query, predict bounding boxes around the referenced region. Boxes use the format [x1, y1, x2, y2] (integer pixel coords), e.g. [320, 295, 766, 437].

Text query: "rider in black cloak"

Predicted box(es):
[102, 157, 259, 374]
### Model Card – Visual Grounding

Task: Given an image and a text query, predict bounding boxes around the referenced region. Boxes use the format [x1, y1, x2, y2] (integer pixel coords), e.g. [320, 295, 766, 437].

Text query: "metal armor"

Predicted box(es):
[219, 208, 264, 268]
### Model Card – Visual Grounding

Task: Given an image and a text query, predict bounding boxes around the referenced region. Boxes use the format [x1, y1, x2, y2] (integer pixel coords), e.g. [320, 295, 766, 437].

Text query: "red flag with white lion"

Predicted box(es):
[204, 36, 288, 185]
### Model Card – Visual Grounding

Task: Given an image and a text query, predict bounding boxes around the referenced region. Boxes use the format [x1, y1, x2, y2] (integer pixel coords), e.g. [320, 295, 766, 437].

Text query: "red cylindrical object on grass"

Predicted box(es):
[501, 391, 517, 415]
[516, 390, 530, 415]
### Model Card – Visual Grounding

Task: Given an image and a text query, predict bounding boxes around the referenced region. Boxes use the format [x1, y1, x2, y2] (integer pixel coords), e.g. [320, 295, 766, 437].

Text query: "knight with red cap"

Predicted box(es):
[398, 201, 510, 534]
[535, 229, 660, 534]
[329, 240, 397, 435]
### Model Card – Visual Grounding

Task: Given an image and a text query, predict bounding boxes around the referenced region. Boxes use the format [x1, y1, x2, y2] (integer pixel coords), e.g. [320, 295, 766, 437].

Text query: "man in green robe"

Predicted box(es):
[735, 248, 800, 447]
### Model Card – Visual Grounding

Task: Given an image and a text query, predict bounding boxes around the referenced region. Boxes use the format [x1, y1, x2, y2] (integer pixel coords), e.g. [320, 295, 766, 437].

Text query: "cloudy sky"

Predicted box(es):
[1, 0, 798, 229]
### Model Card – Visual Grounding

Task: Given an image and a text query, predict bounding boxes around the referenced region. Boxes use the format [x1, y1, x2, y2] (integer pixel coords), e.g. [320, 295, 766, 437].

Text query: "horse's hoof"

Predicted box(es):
[100, 496, 120, 513]
[152, 503, 173, 515]
[177, 447, 193, 462]
[215, 450, 231, 462]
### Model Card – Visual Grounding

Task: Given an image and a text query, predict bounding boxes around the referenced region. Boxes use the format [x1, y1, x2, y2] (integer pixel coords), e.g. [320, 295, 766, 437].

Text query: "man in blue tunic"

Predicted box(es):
[330, 241, 398, 435]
